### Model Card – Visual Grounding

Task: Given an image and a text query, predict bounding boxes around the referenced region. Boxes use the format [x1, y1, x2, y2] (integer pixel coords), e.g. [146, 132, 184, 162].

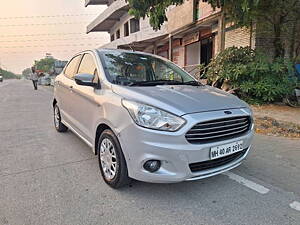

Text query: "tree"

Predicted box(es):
[34, 57, 56, 73]
[127, 0, 256, 30]
[249, 0, 300, 60]
[127, 0, 184, 30]
[22, 68, 32, 80]
[127, 0, 300, 60]
[0, 68, 19, 79]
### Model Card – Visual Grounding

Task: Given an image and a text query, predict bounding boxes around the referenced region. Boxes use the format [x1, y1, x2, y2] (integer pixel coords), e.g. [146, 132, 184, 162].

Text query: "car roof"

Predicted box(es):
[71, 48, 167, 63]
[73, 48, 152, 56]
[96, 48, 155, 57]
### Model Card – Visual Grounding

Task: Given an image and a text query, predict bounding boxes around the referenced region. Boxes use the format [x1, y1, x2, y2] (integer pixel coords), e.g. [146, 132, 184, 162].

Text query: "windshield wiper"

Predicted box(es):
[128, 80, 181, 86]
[128, 80, 167, 86]
[128, 80, 202, 87]
[182, 80, 202, 86]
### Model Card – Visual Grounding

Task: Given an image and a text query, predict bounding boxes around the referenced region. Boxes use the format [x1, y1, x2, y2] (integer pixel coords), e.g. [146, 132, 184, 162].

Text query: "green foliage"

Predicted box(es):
[22, 68, 32, 79]
[0, 68, 19, 79]
[207, 0, 259, 27]
[206, 47, 297, 103]
[127, 0, 258, 30]
[127, 0, 300, 59]
[127, 0, 184, 30]
[34, 57, 55, 73]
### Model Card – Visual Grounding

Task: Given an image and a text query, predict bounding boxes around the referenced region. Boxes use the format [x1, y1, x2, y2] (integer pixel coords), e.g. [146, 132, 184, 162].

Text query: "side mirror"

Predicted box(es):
[74, 73, 98, 88]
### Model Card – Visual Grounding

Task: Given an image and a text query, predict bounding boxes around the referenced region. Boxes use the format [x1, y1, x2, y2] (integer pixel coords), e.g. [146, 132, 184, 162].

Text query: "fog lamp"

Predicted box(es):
[143, 160, 161, 173]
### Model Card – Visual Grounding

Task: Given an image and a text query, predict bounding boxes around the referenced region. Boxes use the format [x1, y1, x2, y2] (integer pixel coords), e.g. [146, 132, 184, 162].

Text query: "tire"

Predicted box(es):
[53, 104, 68, 132]
[97, 129, 131, 188]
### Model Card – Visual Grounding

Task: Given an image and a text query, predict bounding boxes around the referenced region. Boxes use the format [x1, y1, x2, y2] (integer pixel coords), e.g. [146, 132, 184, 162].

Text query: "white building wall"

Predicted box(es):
[103, 12, 167, 49]
[110, 13, 166, 40]
[110, 13, 131, 37]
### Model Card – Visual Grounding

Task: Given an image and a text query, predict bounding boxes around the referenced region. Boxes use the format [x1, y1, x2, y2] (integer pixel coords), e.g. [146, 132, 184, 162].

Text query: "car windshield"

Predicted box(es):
[98, 51, 200, 86]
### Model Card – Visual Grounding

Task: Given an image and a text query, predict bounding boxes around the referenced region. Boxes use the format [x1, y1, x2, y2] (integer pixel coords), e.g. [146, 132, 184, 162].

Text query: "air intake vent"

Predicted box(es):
[189, 149, 248, 172]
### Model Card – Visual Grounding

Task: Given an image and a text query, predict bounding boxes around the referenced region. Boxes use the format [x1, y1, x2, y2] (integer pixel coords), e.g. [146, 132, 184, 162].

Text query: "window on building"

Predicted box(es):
[111, 34, 115, 42]
[124, 22, 129, 37]
[116, 29, 120, 39]
[130, 18, 140, 33]
[195, 1, 200, 21]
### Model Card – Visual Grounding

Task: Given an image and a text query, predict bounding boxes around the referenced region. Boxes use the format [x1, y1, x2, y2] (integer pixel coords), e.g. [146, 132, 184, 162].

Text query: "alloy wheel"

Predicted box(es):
[100, 138, 117, 181]
[54, 106, 60, 128]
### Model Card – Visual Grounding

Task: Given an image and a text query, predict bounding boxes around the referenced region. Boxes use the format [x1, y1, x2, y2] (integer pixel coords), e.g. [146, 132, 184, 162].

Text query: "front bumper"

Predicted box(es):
[118, 108, 254, 183]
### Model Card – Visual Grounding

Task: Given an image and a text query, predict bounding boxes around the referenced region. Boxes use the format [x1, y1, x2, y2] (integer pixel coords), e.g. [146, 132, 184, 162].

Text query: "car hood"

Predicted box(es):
[112, 84, 248, 116]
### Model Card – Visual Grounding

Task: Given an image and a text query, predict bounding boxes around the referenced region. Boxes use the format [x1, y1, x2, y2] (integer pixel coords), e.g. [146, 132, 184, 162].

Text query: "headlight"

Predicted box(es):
[122, 99, 186, 131]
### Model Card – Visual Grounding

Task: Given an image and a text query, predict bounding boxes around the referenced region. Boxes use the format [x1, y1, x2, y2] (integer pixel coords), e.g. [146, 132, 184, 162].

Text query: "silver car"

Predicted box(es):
[53, 49, 254, 188]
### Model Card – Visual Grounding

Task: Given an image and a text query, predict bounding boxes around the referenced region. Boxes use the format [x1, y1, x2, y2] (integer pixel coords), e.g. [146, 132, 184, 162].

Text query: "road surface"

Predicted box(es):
[0, 80, 300, 225]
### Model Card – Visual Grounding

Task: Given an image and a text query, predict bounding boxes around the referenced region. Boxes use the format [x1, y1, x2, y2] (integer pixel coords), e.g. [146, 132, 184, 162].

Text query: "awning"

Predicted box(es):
[87, 0, 129, 33]
[85, 0, 108, 7]
[117, 34, 169, 51]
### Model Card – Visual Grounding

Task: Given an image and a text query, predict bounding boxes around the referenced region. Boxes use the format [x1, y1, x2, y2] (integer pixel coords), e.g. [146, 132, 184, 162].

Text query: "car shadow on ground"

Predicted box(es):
[116, 173, 235, 201]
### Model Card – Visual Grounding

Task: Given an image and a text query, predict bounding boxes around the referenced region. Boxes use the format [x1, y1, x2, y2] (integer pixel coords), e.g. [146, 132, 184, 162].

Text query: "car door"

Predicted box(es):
[57, 54, 82, 126]
[69, 53, 101, 143]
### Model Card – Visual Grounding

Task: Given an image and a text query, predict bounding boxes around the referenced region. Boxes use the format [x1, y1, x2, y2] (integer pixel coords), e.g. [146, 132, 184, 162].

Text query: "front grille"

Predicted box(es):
[185, 116, 251, 144]
[189, 148, 247, 173]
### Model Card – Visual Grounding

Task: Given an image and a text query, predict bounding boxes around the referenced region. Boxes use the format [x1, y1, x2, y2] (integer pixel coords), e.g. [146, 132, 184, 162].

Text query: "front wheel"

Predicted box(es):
[97, 129, 131, 188]
[53, 104, 68, 132]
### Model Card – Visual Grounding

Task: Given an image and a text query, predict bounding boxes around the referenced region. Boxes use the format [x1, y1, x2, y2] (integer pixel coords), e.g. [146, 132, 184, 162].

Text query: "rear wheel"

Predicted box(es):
[53, 104, 68, 132]
[97, 129, 131, 188]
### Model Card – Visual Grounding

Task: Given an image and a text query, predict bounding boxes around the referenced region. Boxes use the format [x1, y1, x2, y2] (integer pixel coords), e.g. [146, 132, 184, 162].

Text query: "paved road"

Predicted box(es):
[1, 80, 300, 225]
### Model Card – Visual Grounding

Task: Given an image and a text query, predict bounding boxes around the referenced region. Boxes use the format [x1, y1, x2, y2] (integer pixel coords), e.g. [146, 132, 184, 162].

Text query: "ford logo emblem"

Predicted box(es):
[224, 111, 232, 115]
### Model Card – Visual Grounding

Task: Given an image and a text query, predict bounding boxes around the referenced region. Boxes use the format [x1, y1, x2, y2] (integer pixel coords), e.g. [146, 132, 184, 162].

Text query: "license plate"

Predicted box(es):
[210, 141, 244, 160]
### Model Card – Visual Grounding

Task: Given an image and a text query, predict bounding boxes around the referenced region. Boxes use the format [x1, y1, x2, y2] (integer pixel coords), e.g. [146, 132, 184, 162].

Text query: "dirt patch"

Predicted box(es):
[255, 116, 300, 138]
[251, 104, 300, 125]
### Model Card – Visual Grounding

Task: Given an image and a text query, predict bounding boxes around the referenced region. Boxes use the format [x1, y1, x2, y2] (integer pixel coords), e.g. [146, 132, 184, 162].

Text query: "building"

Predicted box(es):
[86, 0, 255, 75]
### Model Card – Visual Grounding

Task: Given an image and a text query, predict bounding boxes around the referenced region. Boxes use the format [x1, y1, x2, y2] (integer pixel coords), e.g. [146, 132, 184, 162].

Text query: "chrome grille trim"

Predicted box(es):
[186, 124, 249, 137]
[190, 120, 248, 132]
[192, 117, 248, 128]
[186, 116, 251, 144]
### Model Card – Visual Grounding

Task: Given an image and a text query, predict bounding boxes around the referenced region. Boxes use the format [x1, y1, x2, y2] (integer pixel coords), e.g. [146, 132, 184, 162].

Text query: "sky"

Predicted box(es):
[0, 0, 109, 74]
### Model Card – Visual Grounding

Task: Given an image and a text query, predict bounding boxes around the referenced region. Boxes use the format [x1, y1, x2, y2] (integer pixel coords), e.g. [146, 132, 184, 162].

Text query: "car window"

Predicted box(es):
[152, 62, 183, 82]
[78, 53, 98, 75]
[78, 53, 99, 83]
[99, 51, 195, 86]
[125, 63, 147, 81]
[64, 55, 82, 79]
